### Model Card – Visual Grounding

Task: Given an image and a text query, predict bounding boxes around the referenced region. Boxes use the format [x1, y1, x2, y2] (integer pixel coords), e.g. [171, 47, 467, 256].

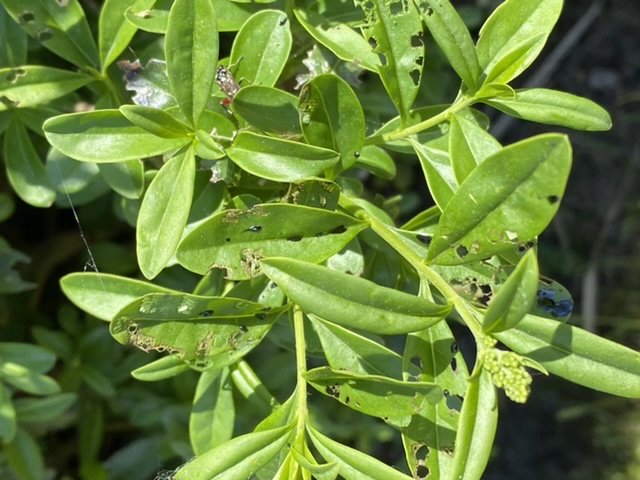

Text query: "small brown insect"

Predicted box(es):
[215, 65, 240, 105]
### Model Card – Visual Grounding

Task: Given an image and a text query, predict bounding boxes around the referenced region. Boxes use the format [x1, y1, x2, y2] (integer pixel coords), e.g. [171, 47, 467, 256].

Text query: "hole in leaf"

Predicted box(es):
[56, 0, 69, 6]
[240, 325, 248, 333]
[409, 68, 421, 86]
[325, 384, 340, 398]
[409, 355, 422, 370]
[127, 323, 139, 334]
[368, 36, 378, 50]
[445, 394, 462, 411]
[411, 34, 423, 48]
[456, 245, 469, 258]
[450, 342, 458, 354]
[450, 357, 457, 371]
[246, 225, 262, 233]
[378, 53, 387, 66]
[330, 225, 347, 234]
[6, 68, 26, 83]
[413, 444, 428, 461]
[286, 235, 303, 242]
[547, 195, 559, 204]
[278, 16, 288, 26]
[416, 233, 432, 245]
[19, 12, 35, 23]
[345, 396, 350, 404]
[37, 29, 53, 42]
[416, 464, 429, 479]
[389, 1, 403, 16]
[255, 313, 266, 320]
[199, 310, 214, 317]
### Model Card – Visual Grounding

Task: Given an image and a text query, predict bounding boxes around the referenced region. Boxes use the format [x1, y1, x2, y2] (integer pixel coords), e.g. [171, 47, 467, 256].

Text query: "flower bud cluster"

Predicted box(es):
[482, 349, 532, 403]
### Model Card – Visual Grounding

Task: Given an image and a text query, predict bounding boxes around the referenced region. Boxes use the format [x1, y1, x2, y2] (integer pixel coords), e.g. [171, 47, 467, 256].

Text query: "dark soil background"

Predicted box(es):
[484, 0, 640, 478]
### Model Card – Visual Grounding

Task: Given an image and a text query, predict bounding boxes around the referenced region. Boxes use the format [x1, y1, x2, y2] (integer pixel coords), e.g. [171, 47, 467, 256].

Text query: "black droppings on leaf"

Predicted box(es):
[278, 16, 288, 26]
[547, 195, 560, 204]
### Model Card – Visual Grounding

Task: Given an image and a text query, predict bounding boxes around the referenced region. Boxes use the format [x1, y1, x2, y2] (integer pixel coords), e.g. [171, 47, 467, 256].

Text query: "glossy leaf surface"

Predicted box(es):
[43, 110, 190, 162]
[110, 293, 288, 370]
[261, 257, 450, 335]
[427, 134, 571, 265]
[230, 10, 291, 87]
[137, 149, 195, 279]
[226, 132, 339, 182]
[232, 86, 300, 135]
[494, 314, 640, 398]
[178, 203, 366, 280]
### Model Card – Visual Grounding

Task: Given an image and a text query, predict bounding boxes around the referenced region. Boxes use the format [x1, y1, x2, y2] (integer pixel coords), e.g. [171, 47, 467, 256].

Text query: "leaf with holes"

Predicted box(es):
[427, 134, 571, 265]
[110, 293, 289, 370]
[402, 321, 469, 479]
[60, 272, 175, 321]
[354, 0, 423, 123]
[476, 0, 562, 85]
[294, 8, 380, 72]
[99, 0, 156, 70]
[230, 10, 291, 87]
[486, 88, 612, 131]
[165, 0, 218, 126]
[448, 368, 498, 480]
[0, 66, 92, 110]
[137, 148, 195, 279]
[482, 249, 539, 333]
[415, 0, 480, 91]
[494, 314, 640, 398]
[306, 367, 441, 428]
[3, 120, 55, 207]
[299, 74, 365, 171]
[177, 203, 366, 280]
[43, 110, 191, 162]
[260, 257, 451, 335]
[0, 0, 99, 67]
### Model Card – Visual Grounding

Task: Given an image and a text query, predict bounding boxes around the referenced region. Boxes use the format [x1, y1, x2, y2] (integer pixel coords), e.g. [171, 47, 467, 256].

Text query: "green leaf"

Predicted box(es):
[3, 428, 46, 480]
[310, 316, 405, 378]
[131, 355, 190, 381]
[299, 74, 365, 170]
[174, 424, 293, 480]
[448, 368, 498, 480]
[482, 249, 539, 333]
[402, 321, 468, 479]
[124, 7, 168, 33]
[355, 145, 396, 179]
[43, 110, 191, 162]
[99, 0, 156, 70]
[119, 105, 193, 138]
[190, 367, 234, 455]
[137, 148, 196, 279]
[0, 0, 99, 67]
[226, 131, 339, 182]
[486, 88, 613, 131]
[0, 362, 59, 395]
[81, 365, 116, 397]
[231, 86, 300, 135]
[98, 160, 145, 199]
[494, 314, 640, 398]
[306, 367, 441, 427]
[0, 384, 16, 443]
[260, 257, 451, 335]
[60, 272, 175, 321]
[178, 203, 366, 280]
[415, 0, 480, 91]
[230, 10, 291, 87]
[3, 119, 55, 207]
[409, 138, 456, 211]
[308, 426, 413, 480]
[476, 0, 562, 85]
[0, 6, 27, 66]
[290, 448, 340, 480]
[0, 343, 56, 373]
[165, 0, 218, 126]
[0, 66, 92, 110]
[211, 0, 261, 31]
[46, 148, 99, 195]
[284, 179, 340, 210]
[355, 0, 423, 123]
[195, 130, 226, 160]
[14, 393, 76, 424]
[427, 134, 572, 265]
[449, 112, 501, 184]
[293, 8, 380, 72]
[110, 293, 288, 370]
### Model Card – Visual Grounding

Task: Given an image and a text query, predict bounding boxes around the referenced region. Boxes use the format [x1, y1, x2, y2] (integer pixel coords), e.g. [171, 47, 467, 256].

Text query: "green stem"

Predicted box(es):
[293, 306, 308, 448]
[350, 202, 485, 341]
[365, 95, 475, 145]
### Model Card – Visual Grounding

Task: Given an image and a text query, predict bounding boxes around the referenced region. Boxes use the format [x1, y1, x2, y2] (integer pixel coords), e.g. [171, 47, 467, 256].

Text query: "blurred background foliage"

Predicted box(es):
[0, 0, 638, 479]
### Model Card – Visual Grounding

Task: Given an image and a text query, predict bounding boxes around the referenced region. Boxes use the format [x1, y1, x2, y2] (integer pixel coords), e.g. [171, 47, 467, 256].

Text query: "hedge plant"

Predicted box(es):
[0, 0, 638, 479]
